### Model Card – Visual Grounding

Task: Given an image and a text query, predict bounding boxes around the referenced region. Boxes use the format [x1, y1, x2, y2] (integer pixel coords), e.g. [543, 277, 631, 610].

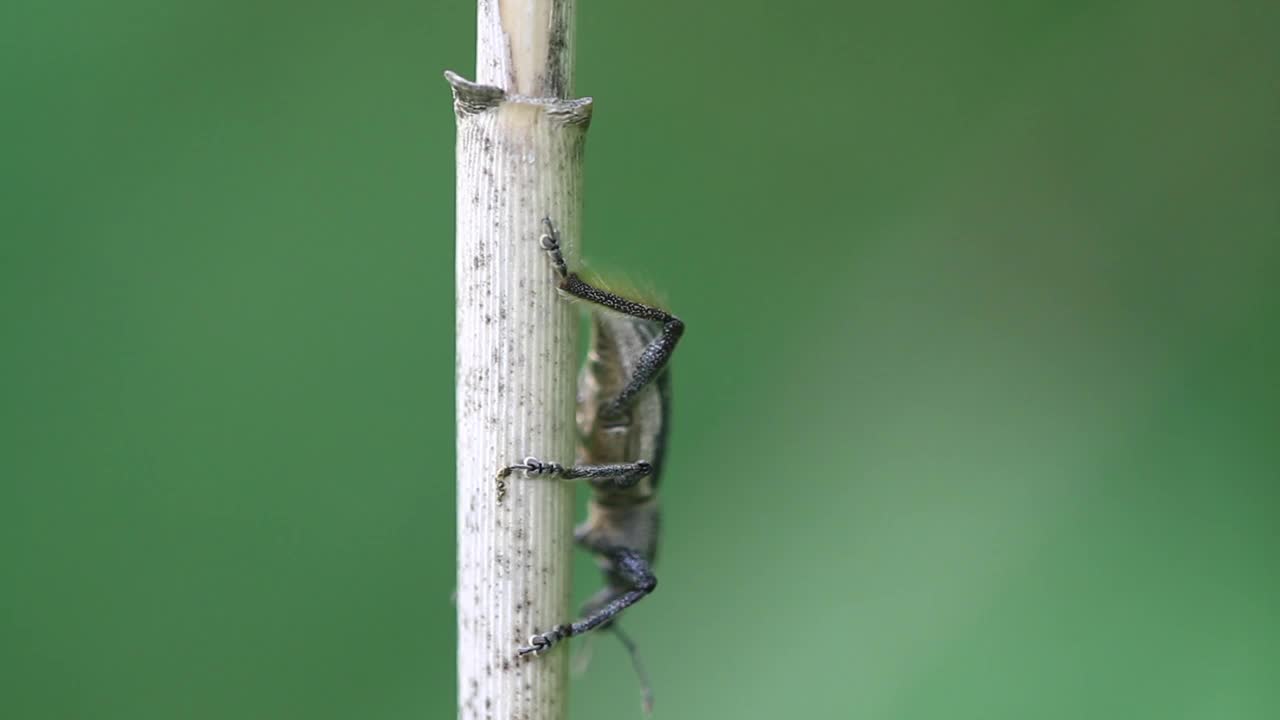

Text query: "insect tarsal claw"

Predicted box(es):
[518, 627, 564, 657]
[495, 464, 525, 479]
[516, 636, 544, 657]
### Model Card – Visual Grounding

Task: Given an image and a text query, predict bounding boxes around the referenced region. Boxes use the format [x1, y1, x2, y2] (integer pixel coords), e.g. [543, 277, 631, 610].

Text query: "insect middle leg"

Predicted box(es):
[539, 218, 684, 419]
[497, 456, 652, 489]
[519, 547, 657, 656]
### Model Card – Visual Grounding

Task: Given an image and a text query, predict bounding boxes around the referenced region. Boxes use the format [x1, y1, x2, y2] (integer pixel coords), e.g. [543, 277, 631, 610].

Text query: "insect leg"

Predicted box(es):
[539, 218, 685, 418]
[519, 547, 656, 656]
[538, 217, 569, 279]
[497, 457, 652, 489]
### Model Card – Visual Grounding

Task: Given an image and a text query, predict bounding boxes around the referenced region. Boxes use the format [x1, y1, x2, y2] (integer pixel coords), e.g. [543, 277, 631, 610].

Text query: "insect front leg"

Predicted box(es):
[519, 547, 657, 656]
[538, 218, 684, 419]
[497, 457, 652, 490]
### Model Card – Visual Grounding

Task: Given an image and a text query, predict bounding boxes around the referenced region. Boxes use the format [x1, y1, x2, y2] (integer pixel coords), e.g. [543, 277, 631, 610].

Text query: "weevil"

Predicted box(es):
[498, 217, 684, 711]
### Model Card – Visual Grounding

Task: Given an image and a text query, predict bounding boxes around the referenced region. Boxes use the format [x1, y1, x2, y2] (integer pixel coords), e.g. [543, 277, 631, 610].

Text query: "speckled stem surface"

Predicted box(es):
[449, 2, 588, 718]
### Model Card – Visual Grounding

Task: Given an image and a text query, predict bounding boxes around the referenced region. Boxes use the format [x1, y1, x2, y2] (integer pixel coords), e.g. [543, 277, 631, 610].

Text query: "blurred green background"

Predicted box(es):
[3, 1, 1278, 718]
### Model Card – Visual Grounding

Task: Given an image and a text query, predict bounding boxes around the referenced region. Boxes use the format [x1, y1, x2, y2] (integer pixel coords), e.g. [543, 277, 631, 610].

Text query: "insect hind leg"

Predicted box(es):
[519, 548, 657, 656]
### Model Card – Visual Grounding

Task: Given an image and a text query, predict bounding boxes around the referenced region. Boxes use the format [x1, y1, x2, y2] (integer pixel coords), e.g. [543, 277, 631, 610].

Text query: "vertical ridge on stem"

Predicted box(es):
[450, 2, 587, 716]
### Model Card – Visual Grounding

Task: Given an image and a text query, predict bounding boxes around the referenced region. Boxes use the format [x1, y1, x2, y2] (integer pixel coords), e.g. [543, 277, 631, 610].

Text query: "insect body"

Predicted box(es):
[499, 218, 684, 707]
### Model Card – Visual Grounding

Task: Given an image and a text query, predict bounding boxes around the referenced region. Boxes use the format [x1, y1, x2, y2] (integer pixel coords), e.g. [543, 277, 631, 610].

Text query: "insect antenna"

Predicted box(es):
[612, 624, 654, 715]
[571, 632, 596, 676]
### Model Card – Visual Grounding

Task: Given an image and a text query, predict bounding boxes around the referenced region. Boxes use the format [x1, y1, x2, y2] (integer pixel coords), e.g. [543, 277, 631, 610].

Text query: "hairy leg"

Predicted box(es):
[519, 547, 657, 656]
[497, 456, 652, 490]
[539, 218, 684, 418]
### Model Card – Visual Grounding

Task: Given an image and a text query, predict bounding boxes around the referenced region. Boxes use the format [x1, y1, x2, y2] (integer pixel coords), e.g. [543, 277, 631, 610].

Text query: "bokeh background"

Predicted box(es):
[4, 1, 1278, 718]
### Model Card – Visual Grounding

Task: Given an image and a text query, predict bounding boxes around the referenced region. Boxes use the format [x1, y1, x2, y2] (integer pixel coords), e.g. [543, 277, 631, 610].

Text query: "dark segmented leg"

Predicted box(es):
[497, 456, 652, 490]
[519, 548, 657, 656]
[539, 217, 685, 419]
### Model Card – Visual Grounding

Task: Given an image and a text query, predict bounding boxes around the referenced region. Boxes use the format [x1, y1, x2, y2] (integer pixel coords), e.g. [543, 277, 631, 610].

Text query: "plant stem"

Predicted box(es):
[448, 1, 589, 718]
